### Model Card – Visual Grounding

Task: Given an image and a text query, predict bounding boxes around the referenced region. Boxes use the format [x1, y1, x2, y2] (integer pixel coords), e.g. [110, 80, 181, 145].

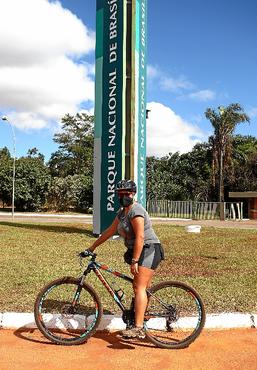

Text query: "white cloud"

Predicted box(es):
[160, 76, 194, 92]
[147, 64, 216, 100]
[147, 64, 194, 93]
[187, 89, 216, 102]
[248, 107, 257, 118]
[0, 0, 95, 130]
[146, 102, 206, 157]
[147, 65, 160, 80]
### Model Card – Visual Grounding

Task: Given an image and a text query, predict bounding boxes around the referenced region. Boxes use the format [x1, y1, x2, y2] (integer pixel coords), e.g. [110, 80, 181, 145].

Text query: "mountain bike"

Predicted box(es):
[34, 250, 205, 349]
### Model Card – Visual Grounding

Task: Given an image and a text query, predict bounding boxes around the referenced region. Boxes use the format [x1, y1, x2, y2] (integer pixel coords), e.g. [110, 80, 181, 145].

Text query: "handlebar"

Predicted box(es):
[78, 249, 97, 259]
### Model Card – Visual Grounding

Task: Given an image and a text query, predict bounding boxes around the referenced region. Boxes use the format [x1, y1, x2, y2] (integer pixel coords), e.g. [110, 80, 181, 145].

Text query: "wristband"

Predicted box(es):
[131, 259, 139, 264]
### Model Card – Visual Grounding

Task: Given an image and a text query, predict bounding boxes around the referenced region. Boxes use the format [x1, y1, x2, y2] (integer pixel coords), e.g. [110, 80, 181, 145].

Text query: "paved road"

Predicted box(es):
[0, 212, 256, 229]
[152, 218, 257, 229]
[0, 329, 256, 370]
[0, 212, 92, 224]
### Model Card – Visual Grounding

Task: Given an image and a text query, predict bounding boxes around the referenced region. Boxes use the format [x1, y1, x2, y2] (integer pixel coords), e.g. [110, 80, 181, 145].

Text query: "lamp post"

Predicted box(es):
[1, 116, 16, 220]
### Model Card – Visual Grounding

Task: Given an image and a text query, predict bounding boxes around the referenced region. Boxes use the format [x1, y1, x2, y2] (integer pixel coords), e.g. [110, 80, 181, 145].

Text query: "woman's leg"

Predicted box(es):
[133, 266, 155, 327]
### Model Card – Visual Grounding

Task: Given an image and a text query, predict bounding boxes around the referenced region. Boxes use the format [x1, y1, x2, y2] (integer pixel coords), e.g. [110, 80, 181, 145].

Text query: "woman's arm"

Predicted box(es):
[89, 216, 119, 252]
[130, 216, 144, 274]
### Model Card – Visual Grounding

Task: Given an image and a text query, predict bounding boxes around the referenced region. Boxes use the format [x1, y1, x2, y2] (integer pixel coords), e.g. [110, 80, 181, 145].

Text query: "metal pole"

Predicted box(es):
[10, 123, 16, 221]
[1, 117, 15, 220]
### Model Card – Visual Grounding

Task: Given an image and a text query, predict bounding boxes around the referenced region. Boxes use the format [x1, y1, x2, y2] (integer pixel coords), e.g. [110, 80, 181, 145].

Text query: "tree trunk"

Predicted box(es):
[219, 150, 225, 220]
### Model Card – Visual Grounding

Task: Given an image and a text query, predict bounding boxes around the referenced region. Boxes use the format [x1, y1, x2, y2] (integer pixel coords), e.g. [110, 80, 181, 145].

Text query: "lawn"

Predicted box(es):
[0, 220, 257, 314]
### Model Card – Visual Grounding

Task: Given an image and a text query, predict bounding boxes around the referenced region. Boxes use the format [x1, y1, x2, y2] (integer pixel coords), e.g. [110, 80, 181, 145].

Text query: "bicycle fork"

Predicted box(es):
[71, 273, 87, 308]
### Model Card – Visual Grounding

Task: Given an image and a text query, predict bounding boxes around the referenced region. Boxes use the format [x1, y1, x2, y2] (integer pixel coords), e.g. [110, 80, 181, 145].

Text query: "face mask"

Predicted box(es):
[119, 195, 133, 207]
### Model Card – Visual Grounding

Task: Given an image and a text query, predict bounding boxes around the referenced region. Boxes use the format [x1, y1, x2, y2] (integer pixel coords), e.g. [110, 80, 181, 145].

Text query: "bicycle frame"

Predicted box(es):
[35, 253, 206, 348]
[80, 259, 134, 312]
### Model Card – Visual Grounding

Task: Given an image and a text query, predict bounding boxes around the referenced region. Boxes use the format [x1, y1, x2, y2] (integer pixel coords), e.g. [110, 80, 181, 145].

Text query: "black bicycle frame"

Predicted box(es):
[81, 260, 134, 312]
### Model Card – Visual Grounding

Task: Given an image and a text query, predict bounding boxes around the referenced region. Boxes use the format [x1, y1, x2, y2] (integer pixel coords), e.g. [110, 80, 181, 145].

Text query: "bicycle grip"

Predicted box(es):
[78, 249, 94, 258]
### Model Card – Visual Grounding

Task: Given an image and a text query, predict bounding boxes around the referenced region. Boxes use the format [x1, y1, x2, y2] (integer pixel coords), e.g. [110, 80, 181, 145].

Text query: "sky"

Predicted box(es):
[0, 0, 257, 160]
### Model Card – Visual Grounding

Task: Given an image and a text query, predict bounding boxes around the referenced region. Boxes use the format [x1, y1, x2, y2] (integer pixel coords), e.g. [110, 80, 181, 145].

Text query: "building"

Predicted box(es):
[229, 192, 257, 219]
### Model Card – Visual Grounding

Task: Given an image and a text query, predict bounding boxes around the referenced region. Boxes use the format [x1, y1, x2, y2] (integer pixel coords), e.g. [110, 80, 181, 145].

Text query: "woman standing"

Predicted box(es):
[86, 179, 164, 339]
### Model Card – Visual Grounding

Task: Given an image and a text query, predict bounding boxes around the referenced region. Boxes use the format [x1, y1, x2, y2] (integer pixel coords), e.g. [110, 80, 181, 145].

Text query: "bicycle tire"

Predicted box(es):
[34, 277, 103, 345]
[144, 281, 205, 349]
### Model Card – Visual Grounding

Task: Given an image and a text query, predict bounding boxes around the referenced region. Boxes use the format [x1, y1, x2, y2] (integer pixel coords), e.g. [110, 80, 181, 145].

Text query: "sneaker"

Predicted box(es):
[122, 326, 146, 339]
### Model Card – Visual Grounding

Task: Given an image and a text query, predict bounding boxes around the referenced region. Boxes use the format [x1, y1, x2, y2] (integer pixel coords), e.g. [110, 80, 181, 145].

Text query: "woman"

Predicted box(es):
[87, 179, 164, 339]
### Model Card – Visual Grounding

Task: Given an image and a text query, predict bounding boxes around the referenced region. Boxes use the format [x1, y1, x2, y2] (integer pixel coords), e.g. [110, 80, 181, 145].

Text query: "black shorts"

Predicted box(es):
[124, 243, 165, 270]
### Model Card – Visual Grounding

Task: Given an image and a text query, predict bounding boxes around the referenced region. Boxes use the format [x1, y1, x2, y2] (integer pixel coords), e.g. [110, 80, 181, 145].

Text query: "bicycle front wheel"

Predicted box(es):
[145, 281, 205, 349]
[34, 277, 103, 345]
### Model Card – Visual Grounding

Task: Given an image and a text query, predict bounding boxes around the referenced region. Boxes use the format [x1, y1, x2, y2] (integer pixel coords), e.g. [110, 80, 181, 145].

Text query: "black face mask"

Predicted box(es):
[119, 195, 133, 207]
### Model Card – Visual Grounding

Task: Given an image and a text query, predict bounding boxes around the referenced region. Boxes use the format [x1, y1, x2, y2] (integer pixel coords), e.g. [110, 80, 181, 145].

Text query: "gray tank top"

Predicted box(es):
[117, 202, 160, 249]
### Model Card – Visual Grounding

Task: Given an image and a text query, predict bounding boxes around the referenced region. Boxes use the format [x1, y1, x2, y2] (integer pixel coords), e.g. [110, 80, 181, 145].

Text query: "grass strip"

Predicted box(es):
[0, 221, 256, 314]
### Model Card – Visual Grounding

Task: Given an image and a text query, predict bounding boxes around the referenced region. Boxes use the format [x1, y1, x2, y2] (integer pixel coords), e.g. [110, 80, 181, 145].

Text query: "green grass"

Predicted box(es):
[0, 221, 257, 314]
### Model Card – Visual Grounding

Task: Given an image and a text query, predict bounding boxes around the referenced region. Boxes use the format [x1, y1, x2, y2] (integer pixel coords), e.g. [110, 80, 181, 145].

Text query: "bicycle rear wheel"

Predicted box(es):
[145, 281, 205, 349]
[34, 277, 103, 345]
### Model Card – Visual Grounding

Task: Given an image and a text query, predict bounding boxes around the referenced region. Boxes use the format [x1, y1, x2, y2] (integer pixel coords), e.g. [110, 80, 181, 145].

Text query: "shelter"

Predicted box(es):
[229, 192, 257, 219]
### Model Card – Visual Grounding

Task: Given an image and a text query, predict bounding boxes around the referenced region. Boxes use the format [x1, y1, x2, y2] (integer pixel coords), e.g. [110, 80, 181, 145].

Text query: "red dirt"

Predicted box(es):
[0, 328, 256, 370]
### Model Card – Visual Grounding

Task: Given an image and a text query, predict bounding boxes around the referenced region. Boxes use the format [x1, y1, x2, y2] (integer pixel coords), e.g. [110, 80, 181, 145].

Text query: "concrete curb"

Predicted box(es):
[1, 312, 256, 331]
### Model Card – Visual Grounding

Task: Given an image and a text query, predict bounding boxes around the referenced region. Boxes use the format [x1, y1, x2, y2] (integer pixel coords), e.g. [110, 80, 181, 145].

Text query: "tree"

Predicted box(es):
[0, 148, 50, 211]
[0, 146, 11, 160]
[0, 147, 12, 207]
[146, 143, 213, 202]
[146, 153, 187, 201]
[47, 175, 92, 212]
[14, 155, 51, 211]
[178, 143, 213, 201]
[205, 103, 249, 218]
[47, 113, 94, 211]
[27, 147, 45, 162]
[230, 135, 257, 191]
[48, 113, 94, 177]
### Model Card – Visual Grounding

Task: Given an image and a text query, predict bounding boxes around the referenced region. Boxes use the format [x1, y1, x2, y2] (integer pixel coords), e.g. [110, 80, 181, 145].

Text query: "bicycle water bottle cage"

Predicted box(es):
[115, 288, 124, 300]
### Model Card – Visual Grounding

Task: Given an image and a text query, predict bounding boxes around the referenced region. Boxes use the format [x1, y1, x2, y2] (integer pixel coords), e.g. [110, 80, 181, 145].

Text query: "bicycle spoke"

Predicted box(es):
[145, 281, 205, 349]
[35, 278, 102, 345]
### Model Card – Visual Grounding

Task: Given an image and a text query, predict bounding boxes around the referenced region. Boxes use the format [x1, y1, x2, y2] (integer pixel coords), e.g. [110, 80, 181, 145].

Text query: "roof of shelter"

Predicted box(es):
[229, 192, 257, 198]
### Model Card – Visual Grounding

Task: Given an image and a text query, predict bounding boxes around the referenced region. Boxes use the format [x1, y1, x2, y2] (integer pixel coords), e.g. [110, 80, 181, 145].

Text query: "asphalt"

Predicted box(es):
[0, 211, 256, 229]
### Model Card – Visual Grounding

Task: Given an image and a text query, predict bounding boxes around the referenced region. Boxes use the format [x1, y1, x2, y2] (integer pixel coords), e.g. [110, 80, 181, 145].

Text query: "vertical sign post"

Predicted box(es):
[131, 0, 147, 207]
[93, 0, 147, 235]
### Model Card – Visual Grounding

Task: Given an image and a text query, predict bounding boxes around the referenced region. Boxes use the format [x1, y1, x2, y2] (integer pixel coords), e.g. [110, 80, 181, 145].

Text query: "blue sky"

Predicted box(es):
[0, 0, 257, 160]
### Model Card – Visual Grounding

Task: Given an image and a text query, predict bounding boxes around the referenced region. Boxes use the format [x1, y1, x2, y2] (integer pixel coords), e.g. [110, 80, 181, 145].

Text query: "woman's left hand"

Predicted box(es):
[131, 262, 139, 275]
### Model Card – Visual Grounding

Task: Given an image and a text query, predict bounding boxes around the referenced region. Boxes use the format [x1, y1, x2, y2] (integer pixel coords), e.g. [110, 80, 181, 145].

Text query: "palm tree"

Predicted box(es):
[205, 103, 250, 220]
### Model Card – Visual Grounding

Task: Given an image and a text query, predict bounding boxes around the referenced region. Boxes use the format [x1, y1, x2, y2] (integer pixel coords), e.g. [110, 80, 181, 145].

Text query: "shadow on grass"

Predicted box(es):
[0, 221, 94, 237]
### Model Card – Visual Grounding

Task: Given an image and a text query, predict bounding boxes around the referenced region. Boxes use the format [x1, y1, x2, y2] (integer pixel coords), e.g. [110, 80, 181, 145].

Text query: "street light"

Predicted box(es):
[1, 116, 16, 220]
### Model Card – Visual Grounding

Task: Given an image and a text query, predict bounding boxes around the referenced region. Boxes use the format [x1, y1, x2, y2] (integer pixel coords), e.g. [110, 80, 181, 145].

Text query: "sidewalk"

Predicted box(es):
[151, 217, 257, 229]
[0, 211, 256, 229]
[0, 211, 92, 219]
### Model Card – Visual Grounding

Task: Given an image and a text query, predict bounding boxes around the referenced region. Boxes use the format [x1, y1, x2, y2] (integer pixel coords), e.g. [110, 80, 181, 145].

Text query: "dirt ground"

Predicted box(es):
[0, 328, 256, 370]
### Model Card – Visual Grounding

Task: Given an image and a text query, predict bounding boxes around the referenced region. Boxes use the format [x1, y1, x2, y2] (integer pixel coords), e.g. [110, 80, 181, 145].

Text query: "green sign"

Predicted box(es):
[93, 0, 147, 234]
[94, 0, 126, 233]
[133, 0, 147, 207]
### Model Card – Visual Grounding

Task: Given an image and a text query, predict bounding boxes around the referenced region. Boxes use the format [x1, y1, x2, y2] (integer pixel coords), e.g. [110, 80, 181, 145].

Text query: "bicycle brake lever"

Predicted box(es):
[79, 257, 84, 268]
[77, 252, 84, 267]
